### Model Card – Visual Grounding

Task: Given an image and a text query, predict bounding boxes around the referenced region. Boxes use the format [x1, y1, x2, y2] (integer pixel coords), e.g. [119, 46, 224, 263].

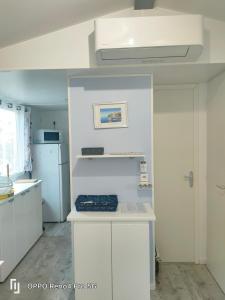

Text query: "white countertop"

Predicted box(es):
[67, 202, 156, 222]
[13, 181, 42, 195]
[0, 180, 42, 206]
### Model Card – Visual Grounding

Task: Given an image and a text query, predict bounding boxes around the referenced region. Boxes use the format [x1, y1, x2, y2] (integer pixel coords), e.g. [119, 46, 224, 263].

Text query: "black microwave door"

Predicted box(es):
[44, 132, 59, 141]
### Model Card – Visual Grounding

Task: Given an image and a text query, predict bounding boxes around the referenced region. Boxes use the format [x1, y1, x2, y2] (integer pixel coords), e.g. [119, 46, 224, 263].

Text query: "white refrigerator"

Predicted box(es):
[32, 143, 70, 222]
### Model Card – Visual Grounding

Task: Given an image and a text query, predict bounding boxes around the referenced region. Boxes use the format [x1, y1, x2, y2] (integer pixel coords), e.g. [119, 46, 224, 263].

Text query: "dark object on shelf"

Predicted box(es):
[75, 195, 118, 212]
[81, 147, 104, 156]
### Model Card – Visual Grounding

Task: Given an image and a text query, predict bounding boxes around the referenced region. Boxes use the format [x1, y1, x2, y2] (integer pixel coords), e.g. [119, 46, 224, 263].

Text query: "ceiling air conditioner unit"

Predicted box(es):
[95, 15, 203, 65]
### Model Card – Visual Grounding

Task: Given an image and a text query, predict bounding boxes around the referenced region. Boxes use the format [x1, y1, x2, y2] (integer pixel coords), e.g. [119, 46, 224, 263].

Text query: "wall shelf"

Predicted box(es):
[76, 153, 145, 159]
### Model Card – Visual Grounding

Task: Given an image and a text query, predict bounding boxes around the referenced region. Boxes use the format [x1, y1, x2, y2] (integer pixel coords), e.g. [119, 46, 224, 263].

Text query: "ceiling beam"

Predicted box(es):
[134, 0, 155, 9]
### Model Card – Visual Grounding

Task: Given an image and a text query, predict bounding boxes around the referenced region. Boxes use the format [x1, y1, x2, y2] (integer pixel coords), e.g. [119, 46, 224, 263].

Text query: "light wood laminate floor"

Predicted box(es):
[0, 222, 224, 300]
[152, 263, 225, 300]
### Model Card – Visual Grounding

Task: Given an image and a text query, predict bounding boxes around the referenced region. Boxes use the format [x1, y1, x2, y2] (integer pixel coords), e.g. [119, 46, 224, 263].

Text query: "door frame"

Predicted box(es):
[154, 84, 207, 264]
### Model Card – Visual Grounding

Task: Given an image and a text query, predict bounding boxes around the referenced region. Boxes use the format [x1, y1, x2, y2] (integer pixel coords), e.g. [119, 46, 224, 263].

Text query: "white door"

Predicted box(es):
[154, 87, 195, 262]
[207, 75, 225, 292]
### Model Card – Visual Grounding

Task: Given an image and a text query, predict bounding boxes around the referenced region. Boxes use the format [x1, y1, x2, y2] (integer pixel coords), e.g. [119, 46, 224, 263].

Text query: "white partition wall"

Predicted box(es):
[207, 70, 225, 293]
[68, 75, 155, 287]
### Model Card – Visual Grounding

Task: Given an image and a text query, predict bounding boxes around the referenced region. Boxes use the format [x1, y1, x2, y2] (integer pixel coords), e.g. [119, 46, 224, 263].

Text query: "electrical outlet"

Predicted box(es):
[140, 160, 147, 173]
[140, 173, 149, 182]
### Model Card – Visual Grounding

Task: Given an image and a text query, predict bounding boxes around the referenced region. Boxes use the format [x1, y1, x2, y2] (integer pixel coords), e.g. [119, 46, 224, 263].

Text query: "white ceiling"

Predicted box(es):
[0, 64, 224, 107]
[0, 70, 67, 106]
[0, 0, 132, 48]
[0, 0, 225, 49]
[156, 0, 225, 22]
[0, 0, 224, 107]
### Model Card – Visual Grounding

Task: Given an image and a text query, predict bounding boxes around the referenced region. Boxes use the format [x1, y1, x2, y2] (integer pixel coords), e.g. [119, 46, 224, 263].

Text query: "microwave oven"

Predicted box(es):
[34, 129, 63, 144]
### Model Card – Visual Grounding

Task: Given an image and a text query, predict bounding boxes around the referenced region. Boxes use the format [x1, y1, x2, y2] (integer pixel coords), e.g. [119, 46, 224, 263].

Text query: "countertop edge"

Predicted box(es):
[67, 204, 156, 222]
[0, 180, 42, 206]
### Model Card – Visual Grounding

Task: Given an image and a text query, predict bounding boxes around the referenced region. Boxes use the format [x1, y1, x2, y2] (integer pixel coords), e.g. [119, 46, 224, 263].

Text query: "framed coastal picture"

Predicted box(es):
[93, 102, 128, 129]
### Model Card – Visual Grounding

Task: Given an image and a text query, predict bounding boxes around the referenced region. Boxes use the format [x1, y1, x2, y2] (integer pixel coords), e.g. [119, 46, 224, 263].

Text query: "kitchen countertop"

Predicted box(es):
[0, 180, 42, 206]
[67, 202, 156, 222]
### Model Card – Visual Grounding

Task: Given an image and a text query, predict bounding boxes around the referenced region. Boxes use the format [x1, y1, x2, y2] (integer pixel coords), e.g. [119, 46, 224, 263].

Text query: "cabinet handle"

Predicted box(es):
[21, 189, 30, 196]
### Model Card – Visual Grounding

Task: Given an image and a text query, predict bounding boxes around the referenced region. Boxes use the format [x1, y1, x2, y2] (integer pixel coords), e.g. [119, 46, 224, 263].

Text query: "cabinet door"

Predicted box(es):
[73, 222, 112, 300]
[112, 222, 150, 300]
[31, 184, 43, 241]
[25, 188, 36, 247]
[0, 200, 16, 282]
[27, 185, 43, 247]
[13, 193, 29, 262]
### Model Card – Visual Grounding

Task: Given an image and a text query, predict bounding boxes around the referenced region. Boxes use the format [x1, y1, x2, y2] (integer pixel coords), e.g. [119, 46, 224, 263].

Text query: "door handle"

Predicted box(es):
[216, 184, 225, 190]
[184, 171, 194, 188]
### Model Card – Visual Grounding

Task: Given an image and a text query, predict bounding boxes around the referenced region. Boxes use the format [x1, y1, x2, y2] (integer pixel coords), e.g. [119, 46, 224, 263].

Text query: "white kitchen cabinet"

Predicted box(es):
[14, 193, 30, 262]
[26, 185, 42, 247]
[24, 189, 35, 249]
[68, 203, 155, 300]
[32, 184, 43, 242]
[112, 222, 150, 300]
[14, 184, 42, 256]
[74, 222, 112, 300]
[0, 199, 16, 282]
[0, 181, 42, 282]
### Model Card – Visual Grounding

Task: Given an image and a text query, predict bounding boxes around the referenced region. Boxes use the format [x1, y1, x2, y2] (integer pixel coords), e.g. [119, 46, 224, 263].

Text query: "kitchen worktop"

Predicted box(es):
[0, 180, 42, 205]
[67, 202, 155, 222]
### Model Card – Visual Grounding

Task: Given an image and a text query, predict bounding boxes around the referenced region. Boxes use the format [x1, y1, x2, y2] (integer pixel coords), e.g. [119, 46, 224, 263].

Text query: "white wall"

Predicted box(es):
[0, 7, 225, 70]
[31, 109, 69, 145]
[207, 69, 225, 291]
[68, 75, 154, 286]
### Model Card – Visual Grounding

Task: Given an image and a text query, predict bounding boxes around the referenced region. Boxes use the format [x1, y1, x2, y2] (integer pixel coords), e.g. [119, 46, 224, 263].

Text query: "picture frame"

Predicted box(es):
[93, 102, 128, 129]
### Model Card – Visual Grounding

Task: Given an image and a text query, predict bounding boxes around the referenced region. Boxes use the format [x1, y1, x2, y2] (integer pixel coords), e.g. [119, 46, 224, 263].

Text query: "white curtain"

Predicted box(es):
[0, 100, 32, 176]
[24, 107, 32, 172]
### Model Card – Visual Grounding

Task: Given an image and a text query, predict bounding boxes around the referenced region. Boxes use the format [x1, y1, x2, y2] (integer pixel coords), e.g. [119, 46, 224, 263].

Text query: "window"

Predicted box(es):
[0, 107, 25, 176]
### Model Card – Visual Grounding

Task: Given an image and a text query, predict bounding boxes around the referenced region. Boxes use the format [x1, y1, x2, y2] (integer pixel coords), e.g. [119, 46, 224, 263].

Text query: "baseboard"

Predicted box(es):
[198, 258, 207, 264]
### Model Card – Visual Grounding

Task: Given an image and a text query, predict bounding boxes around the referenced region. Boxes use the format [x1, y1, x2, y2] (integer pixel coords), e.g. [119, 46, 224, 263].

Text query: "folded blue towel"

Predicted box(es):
[75, 195, 118, 212]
